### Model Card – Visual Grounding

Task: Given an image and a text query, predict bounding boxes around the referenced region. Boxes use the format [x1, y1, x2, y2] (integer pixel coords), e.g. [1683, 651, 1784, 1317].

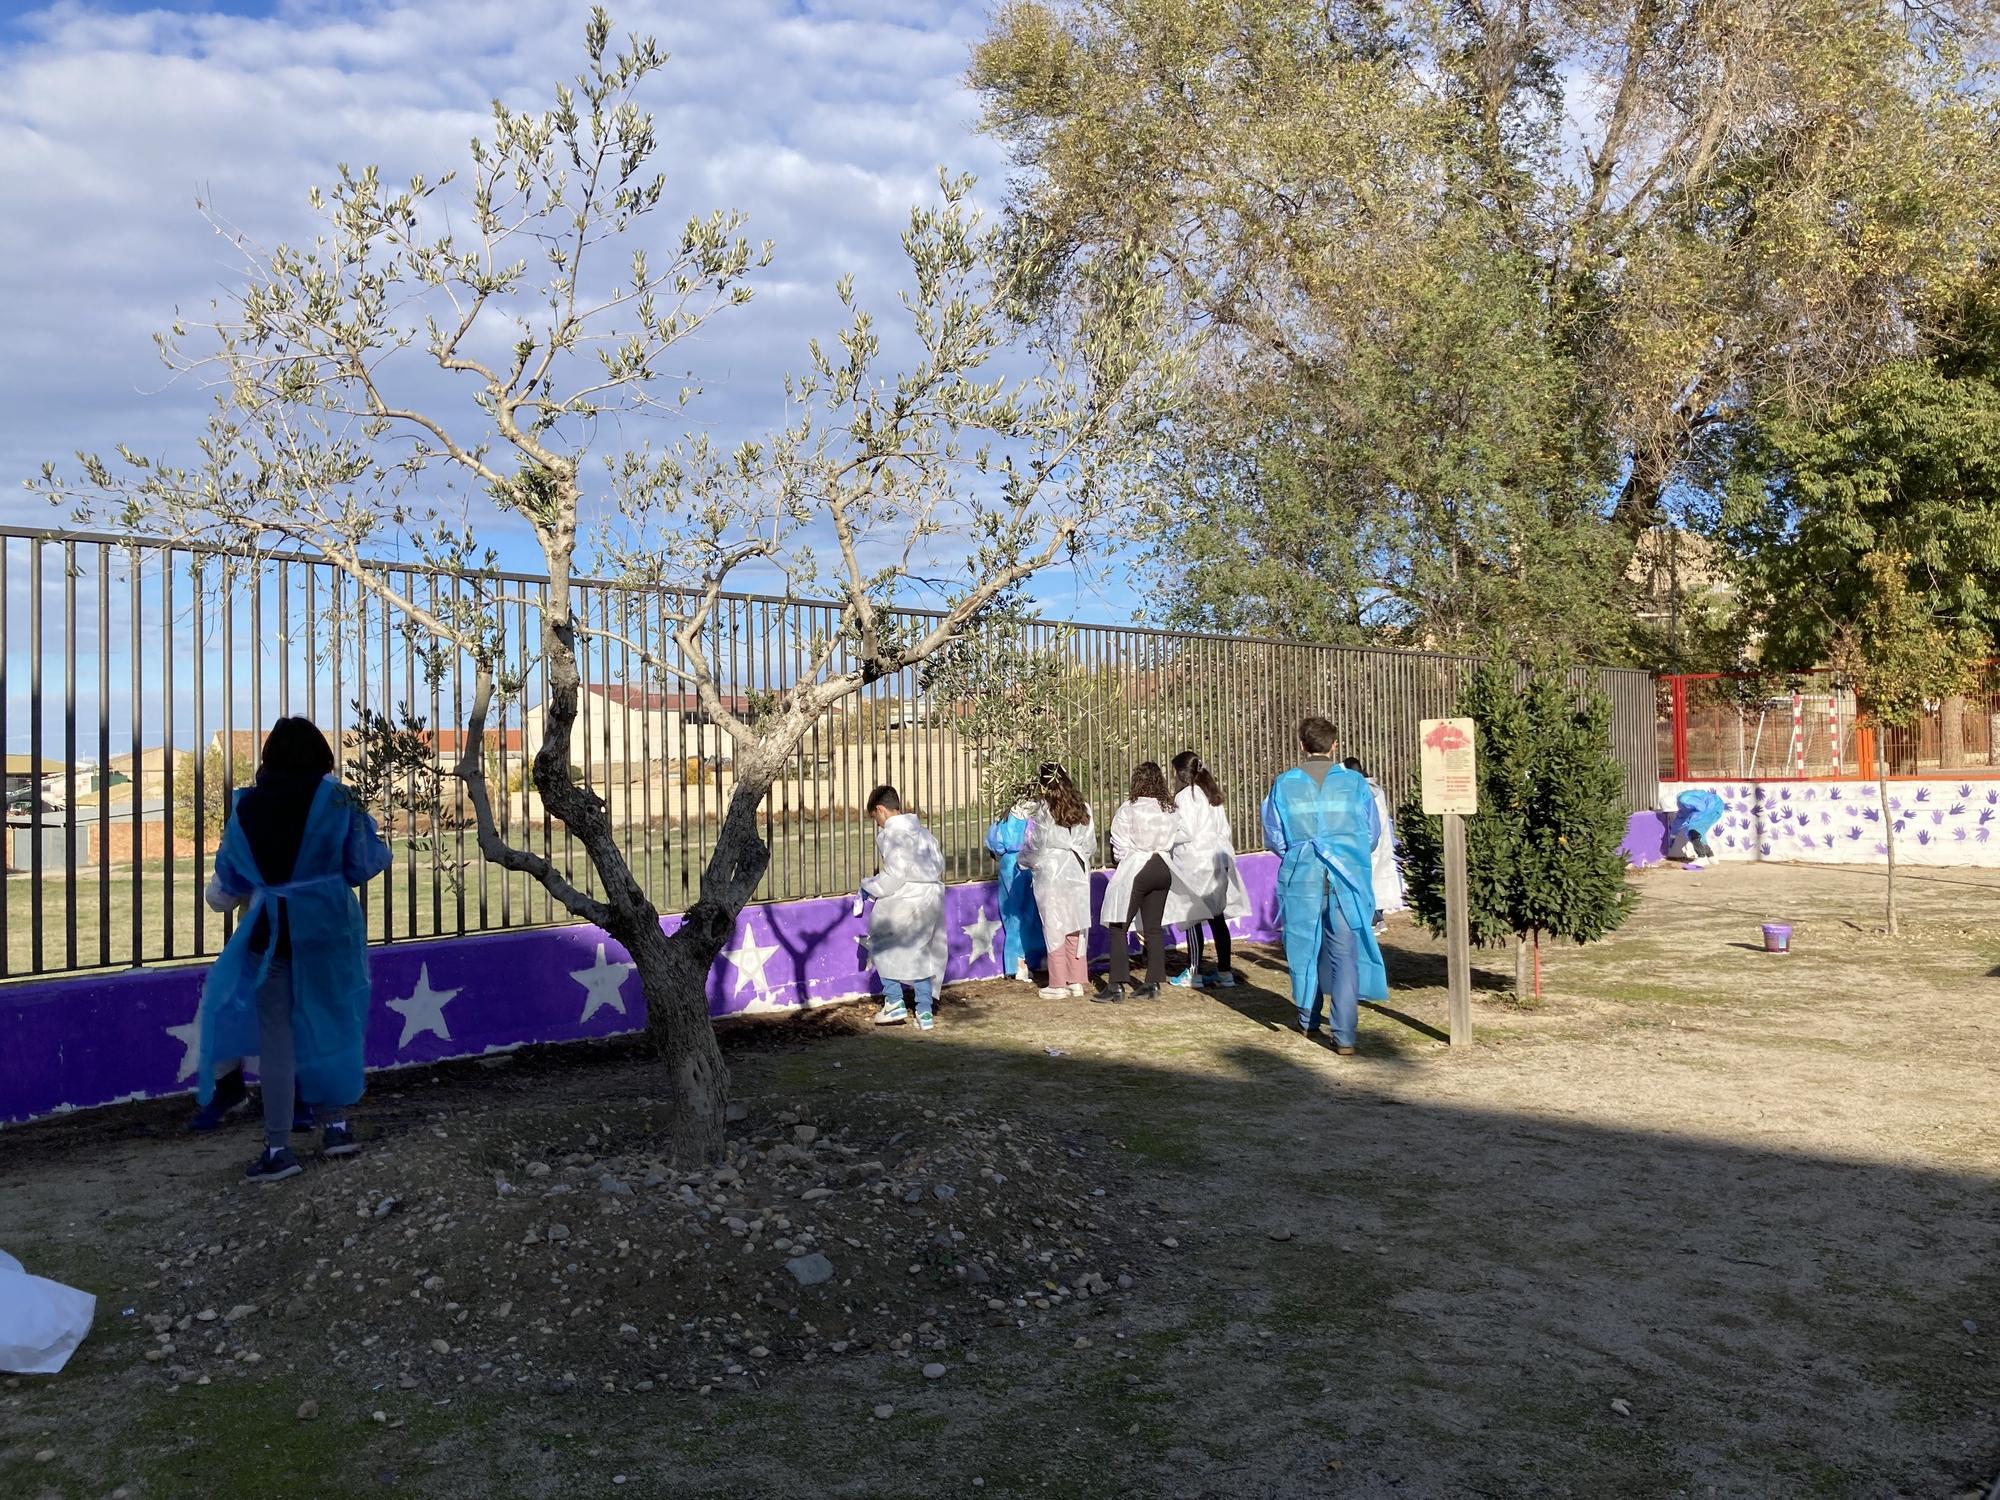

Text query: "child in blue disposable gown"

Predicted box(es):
[199, 717, 391, 1183]
[984, 800, 1047, 984]
[1261, 716, 1387, 1053]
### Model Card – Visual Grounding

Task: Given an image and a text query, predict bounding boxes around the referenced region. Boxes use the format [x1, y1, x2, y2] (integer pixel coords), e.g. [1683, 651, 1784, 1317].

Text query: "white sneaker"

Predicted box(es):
[1067, 983, 1086, 998]
[872, 1003, 909, 1026]
[1037, 986, 1068, 1000]
[1014, 963, 1035, 985]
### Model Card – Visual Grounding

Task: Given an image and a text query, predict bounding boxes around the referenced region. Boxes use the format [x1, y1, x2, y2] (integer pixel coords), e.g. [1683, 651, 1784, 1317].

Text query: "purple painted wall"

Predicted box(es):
[2, 816, 1683, 1129]
[1657, 779, 2000, 867]
[0, 855, 1288, 1127]
[1622, 810, 1671, 867]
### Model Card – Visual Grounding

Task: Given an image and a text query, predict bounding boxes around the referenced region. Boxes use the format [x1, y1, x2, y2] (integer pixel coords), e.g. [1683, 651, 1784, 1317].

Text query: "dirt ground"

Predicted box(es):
[1, 861, 1996, 1500]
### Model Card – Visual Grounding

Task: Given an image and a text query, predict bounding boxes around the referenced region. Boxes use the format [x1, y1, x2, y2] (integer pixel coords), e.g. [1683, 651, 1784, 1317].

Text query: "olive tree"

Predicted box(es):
[40, 10, 1174, 1163]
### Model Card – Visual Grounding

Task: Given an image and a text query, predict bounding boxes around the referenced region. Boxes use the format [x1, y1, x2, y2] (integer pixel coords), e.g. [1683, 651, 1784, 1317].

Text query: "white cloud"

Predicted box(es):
[0, 0, 1130, 615]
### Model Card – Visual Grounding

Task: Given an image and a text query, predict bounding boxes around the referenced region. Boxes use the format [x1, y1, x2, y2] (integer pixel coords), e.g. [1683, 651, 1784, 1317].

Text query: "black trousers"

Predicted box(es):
[1188, 917, 1232, 973]
[1108, 855, 1171, 988]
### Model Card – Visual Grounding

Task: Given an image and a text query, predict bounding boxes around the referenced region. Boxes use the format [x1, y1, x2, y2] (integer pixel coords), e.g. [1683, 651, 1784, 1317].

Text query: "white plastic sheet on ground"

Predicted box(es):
[0, 1248, 95, 1374]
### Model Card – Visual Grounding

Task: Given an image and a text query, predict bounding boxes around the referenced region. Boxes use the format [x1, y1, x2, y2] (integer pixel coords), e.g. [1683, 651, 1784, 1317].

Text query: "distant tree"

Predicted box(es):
[1830, 558, 1983, 936]
[1716, 281, 2000, 933]
[171, 746, 255, 844]
[1398, 661, 1636, 996]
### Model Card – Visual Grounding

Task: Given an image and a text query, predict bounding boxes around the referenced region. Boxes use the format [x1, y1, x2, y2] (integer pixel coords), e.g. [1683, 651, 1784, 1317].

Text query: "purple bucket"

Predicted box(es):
[1761, 922, 1792, 954]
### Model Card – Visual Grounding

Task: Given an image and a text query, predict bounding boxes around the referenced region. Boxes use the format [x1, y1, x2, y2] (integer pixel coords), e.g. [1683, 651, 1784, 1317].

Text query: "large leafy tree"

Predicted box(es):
[37, 12, 1175, 1163]
[1146, 242, 1626, 652]
[1714, 281, 2000, 932]
[1398, 661, 1636, 995]
[974, 0, 2000, 657]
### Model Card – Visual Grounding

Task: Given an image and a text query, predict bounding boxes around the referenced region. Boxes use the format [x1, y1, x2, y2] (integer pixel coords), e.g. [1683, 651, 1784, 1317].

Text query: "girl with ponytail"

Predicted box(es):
[1169, 750, 1249, 987]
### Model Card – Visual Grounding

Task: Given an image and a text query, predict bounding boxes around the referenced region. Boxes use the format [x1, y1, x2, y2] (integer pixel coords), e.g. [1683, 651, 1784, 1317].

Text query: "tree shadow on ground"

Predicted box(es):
[2, 983, 1995, 1500]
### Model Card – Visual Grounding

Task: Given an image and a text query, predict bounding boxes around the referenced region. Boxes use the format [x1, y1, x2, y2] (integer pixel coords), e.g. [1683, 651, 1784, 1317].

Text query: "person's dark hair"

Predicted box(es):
[1036, 762, 1089, 830]
[1342, 756, 1364, 775]
[258, 716, 335, 782]
[1171, 750, 1223, 806]
[866, 784, 903, 816]
[1128, 761, 1172, 807]
[1299, 716, 1338, 755]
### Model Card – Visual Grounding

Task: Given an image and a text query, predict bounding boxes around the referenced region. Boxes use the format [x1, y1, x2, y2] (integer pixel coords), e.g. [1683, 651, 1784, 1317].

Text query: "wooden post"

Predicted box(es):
[1444, 810, 1472, 1046]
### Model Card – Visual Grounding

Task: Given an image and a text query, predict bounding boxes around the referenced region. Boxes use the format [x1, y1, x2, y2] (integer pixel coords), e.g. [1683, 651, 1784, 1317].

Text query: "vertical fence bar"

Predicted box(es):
[62, 540, 78, 971]
[127, 545, 142, 967]
[33, 535, 51, 975]
[190, 558, 208, 958]
[218, 556, 234, 949]
[96, 543, 111, 968]
[159, 551, 175, 962]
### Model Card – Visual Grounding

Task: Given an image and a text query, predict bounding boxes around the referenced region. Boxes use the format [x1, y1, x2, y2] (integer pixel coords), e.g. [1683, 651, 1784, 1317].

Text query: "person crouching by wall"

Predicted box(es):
[1099, 761, 1191, 1001]
[198, 717, 392, 1183]
[1020, 762, 1095, 999]
[860, 785, 948, 1032]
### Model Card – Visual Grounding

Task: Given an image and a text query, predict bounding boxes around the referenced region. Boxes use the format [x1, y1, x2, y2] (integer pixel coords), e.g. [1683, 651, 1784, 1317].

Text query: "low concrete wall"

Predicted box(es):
[1656, 779, 2000, 867]
[0, 854, 1288, 1127]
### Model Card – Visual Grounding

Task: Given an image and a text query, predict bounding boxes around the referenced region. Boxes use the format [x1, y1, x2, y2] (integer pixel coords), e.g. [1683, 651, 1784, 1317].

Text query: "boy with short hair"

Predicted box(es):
[859, 785, 948, 1032]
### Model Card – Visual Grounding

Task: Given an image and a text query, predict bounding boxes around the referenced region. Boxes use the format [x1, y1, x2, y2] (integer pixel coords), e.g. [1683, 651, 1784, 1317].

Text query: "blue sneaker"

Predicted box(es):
[321, 1122, 361, 1158]
[187, 1069, 250, 1133]
[245, 1147, 302, 1185]
[1169, 971, 1199, 989]
[292, 1096, 318, 1134]
[1210, 971, 1237, 989]
[916, 1011, 935, 1032]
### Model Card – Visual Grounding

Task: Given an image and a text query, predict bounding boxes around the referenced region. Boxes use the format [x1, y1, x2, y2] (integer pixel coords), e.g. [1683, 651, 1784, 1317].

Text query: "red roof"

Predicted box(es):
[427, 728, 526, 754]
[582, 684, 751, 714]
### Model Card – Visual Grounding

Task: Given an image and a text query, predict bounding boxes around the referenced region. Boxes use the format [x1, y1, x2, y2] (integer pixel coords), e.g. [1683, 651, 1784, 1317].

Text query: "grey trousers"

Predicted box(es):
[255, 962, 345, 1149]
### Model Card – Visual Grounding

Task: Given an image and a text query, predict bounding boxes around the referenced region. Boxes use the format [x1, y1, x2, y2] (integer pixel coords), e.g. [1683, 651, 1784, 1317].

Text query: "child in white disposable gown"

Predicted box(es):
[1019, 762, 1095, 999]
[859, 784, 948, 1031]
[1100, 762, 1194, 1000]
[1168, 750, 1249, 987]
[1344, 757, 1406, 928]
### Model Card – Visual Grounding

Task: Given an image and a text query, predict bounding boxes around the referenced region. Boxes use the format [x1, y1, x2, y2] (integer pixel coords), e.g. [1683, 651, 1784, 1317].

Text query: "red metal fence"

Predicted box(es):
[1660, 668, 2000, 782]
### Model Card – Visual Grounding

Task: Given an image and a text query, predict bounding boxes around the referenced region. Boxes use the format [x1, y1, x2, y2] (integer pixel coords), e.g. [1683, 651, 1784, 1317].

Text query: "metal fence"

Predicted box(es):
[1660, 669, 2000, 782]
[0, 526, 1657, 981]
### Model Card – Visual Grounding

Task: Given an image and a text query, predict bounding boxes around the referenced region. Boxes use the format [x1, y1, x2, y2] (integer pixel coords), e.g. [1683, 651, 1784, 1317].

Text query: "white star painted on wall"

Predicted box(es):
[962, 906, 1001, 965]
[387, 963, 461, 1050]
[724, 929, 781, 1000]
[165, 1010, 203, 1083]
[572, 943, 636, 1023]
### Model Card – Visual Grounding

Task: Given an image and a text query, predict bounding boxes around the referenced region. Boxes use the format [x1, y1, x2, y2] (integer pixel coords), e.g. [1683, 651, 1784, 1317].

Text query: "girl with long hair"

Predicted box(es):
[1019, 763, 1094, 999]
[1098, 761, 1192, 1000]
[1168, 750, 1249, 987]
[198, 717, 391, 1182]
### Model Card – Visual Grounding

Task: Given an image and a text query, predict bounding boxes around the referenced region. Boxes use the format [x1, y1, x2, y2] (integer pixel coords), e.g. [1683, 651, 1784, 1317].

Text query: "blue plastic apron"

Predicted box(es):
[1270, 766, 1389, 1012]
[985, 812, 1047, 971]
[196, 779, 374, 1110]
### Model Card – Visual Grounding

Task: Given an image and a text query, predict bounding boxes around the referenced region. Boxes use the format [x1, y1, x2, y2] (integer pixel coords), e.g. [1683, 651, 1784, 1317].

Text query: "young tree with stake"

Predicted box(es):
[1397, 661, 1636, 996]
[39, 11, 1175, 1164]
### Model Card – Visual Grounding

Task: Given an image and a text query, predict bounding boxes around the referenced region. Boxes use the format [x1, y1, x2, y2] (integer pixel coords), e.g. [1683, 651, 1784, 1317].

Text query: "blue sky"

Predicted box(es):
[0, 0, 1140, 626]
